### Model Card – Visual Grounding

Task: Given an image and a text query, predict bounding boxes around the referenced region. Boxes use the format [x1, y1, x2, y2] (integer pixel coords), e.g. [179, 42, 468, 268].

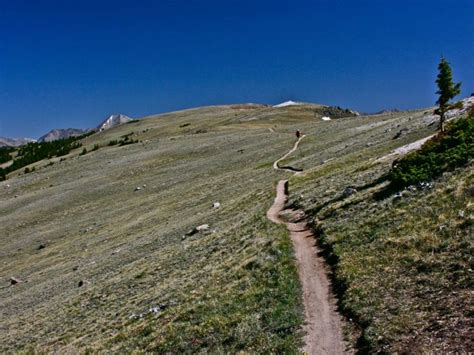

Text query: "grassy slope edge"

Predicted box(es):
[291, 116, 473, 352]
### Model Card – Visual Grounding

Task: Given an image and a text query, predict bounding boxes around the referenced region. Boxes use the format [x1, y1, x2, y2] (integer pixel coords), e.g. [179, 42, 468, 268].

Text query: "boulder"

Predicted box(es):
[10, 277, 22, 285]
[196, 224, 210, 231]
[392, 128, 409, 140]
[184, 224, 211, 238]
[343, 187, 357, 197]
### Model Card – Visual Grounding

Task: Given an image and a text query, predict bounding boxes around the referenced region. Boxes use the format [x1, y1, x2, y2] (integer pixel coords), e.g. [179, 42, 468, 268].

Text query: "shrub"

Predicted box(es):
[92, 144, 100, 151]
[388, 116, 473, 189]
[24, 167, 31, 174]
[1, 135, 85, 179]
[0, 147, 14, 164]
[80, 148, 88, 155]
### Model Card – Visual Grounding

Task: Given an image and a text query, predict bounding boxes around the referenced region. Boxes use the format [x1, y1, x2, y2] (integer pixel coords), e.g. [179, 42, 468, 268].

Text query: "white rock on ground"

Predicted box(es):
[321, 116, 331, 121]
[196, 224, 209, 231]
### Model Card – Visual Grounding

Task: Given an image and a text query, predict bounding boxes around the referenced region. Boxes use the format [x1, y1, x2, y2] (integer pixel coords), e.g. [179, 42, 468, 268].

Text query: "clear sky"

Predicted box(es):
[1, 0, 473, 139]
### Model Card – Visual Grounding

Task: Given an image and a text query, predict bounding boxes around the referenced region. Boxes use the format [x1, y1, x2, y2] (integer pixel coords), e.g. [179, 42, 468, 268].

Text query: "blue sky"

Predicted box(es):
[1, 0, 472, 138]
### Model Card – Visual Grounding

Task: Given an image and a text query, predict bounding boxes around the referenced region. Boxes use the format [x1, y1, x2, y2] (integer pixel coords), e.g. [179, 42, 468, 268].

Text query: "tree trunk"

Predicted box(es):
[439, 111, 445, 132]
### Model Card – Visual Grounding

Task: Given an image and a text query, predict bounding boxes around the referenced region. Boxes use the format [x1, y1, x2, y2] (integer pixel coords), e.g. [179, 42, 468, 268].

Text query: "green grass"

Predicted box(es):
[1, 102, 469, 352]
[328, 167, 471, 352]
[107, 214, 303, 353]
[0, 104, 310, 352]
[292, 139, 473, 352]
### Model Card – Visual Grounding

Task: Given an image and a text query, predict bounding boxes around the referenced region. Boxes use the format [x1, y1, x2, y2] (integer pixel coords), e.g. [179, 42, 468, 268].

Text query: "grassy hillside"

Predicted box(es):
[1, 102, 470, 352]
[289, 115, 473, 352]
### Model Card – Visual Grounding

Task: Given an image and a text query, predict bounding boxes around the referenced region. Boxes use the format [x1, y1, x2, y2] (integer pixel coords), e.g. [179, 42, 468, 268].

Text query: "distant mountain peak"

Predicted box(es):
[0, 137, 36, 147]
[97, 114, 132, 131]
[38, 128, 88, 142]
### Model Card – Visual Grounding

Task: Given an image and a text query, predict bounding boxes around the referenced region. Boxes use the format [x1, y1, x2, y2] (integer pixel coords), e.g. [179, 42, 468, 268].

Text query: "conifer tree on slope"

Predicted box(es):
[435, 57, 461, 132]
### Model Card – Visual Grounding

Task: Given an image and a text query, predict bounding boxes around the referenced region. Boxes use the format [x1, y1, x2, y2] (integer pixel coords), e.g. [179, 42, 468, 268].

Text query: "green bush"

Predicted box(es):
[80, 148, 88, 155]
[389, 115, 473, 189]
[0, 134, 91, 180]
[0, 147, 14, 164]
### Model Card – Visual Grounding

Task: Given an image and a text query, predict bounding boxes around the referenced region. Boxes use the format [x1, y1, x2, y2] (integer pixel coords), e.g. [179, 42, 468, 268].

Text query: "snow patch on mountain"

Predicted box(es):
[97, 114, 132, 131]
[273, 101, 303, 108]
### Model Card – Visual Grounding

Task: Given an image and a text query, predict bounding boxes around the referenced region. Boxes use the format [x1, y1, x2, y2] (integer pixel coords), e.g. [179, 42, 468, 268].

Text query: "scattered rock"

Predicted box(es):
[10, 277, 22, 285]
[212, 202, 221, 209]
[184, 224, 211, 238]
[458, 210, 465, 218]
[37, 244, 46, 250]
[392, 128, 409, 140]
[142, 184, 147, 188]
[418, 181, 433, 189]
[72, 266, 79, 271]
[393, 192, 403, 202]
[196, 224, 209, 231]
[129, 304, 170, 320]
[342, 187, 357, 197]
[134, 186, 141, 191]
[78, 280, 85, 287]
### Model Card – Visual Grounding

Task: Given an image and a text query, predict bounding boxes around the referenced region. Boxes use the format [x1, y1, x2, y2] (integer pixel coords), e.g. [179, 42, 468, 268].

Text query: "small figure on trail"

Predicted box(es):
[296, 130, 301, 139]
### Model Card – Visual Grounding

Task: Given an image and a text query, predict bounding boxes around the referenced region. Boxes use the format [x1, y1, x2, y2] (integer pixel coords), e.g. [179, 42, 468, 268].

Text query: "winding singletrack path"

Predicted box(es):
[273, 135, 306, 172]
[267, 136, 346, 354]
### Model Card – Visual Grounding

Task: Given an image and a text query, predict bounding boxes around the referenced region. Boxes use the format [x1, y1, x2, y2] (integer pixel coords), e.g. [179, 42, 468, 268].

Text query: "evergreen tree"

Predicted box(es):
[435, 57, 461, 132]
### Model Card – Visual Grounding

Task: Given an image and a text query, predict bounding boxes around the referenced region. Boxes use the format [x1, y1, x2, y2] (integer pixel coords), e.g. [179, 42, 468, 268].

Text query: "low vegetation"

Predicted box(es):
[108, 132, 139, 146]
[309, 165, 473, 352]
[0, 146, 15, 164]
[1, 102, 471, 352]
[289, 106, 473, 352]
[0, 132, 94, 180]
[108, 214, 303, 353]
[389, 115, 473, 190]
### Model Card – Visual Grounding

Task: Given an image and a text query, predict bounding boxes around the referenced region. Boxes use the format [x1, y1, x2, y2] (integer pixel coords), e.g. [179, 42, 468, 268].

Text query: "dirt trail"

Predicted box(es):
[273, 135, 306, 172]
[267, 137, 346, 354]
